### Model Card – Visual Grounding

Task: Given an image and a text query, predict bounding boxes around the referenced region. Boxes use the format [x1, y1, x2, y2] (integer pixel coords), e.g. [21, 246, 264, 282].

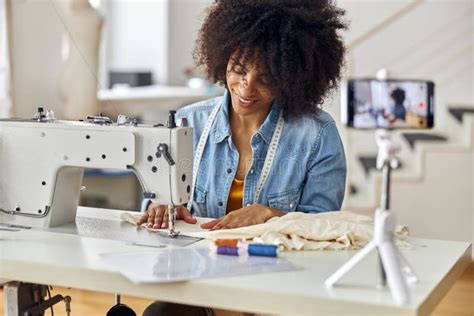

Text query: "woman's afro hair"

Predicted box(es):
[194, 0, 347, 117]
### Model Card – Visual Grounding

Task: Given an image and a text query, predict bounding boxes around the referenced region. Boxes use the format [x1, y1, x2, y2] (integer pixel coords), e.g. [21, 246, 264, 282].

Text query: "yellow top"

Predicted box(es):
[226, 178, 244, 213]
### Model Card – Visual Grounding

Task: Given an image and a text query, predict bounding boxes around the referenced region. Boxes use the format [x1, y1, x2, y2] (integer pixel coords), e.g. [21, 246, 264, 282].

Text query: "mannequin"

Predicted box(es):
[58, 0, 103, 120]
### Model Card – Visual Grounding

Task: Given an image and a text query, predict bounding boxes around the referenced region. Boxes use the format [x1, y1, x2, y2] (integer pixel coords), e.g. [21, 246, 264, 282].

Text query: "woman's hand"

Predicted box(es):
[200, 203, 285, 230]
[137, 203, 197, 229]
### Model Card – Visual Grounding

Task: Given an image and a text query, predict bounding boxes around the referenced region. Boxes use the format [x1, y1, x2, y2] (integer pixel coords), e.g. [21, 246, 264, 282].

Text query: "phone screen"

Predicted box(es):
[342, 79, 434, 129]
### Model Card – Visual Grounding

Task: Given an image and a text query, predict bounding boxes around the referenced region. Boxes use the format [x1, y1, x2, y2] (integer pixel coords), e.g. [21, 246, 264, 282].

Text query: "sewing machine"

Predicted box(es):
[0, 108, 193, 233]
[0, 108, 196, 315]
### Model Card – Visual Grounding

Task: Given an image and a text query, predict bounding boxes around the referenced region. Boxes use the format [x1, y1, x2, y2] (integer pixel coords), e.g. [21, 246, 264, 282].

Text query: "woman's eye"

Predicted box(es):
[232, 65, 244, 74]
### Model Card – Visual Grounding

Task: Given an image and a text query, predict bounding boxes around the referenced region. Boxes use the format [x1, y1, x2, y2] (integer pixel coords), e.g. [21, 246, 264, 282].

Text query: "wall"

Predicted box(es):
[0, 0, 8, 117]
[104, 0, 211, 86]
[9, 0, 65, 118]
[105, 0, 168, 86]
[167, 0, 211, 85]
[392, 150, 473, 243]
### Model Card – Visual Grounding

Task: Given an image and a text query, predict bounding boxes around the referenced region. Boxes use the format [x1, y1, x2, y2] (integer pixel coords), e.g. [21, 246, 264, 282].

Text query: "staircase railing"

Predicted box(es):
[346, 0, 425, 52]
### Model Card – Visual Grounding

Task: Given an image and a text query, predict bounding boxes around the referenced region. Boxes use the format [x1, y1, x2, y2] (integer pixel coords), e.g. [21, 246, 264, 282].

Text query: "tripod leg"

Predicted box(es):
[379, 240, 410, 305]
[398, 251, 418, 284]
[325, 241, 377, 287]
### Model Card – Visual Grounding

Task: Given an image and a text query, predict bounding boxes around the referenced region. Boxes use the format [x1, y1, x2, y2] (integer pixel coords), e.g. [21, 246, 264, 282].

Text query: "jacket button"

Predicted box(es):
[218, 202, 223, 207]
[227, 168, 232, 174]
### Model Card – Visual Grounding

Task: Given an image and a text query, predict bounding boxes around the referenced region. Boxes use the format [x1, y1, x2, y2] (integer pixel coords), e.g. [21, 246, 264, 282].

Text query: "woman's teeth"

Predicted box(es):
[239, 96, 254, 104]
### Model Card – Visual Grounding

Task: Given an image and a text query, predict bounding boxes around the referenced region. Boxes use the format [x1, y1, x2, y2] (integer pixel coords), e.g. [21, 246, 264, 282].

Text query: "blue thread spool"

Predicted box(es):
[210, 244, 279, 257]
[247, 244, 279, 257]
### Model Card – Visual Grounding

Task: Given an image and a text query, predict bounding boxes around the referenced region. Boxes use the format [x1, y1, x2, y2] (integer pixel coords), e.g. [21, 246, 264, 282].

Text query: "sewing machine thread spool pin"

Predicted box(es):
[167, 110, 177, 128]
[34, 107, 46, 122]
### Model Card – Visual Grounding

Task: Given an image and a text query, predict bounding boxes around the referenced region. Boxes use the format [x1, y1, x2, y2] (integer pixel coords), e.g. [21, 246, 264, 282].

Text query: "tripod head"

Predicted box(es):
[375, 129, 401, 170]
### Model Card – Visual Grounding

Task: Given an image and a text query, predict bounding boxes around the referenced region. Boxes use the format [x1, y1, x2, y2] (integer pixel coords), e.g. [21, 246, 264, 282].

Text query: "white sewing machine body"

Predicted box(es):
[0, 116, 193, 228]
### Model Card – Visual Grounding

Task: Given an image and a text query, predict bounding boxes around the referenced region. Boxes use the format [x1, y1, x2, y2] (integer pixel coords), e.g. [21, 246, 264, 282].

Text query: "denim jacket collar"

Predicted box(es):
[212, 90, 282, 144]
[212, 91, 232, 144]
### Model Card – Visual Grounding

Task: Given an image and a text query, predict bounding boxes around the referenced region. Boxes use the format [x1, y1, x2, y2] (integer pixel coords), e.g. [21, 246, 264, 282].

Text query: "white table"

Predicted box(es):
[0, 207, 471, 316]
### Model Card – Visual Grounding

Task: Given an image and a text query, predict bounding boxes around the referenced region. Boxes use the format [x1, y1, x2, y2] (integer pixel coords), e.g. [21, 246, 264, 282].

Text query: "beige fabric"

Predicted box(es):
[121, 211, 409, 251]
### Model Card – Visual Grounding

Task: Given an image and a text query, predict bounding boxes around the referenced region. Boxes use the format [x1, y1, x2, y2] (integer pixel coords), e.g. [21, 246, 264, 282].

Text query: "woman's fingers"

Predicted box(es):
[137, 204, 197, 229]
[210, 217, 229, 231]
[200, 217, 223, 229]
[137, 202, 158, 225]
[137, 211, 149, 225]
[148, 205, 158, 227]
[176, 206, 197, 224]
[152, 205, 167, 229]
[209, 212, 241, 230]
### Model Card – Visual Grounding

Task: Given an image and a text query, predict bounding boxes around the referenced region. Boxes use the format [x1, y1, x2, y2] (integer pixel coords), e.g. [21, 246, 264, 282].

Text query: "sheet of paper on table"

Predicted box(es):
[100, 248, 299, 283]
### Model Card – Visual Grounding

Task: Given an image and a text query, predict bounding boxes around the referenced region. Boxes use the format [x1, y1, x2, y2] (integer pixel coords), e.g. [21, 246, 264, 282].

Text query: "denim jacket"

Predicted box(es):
[176, 90, 346, 218]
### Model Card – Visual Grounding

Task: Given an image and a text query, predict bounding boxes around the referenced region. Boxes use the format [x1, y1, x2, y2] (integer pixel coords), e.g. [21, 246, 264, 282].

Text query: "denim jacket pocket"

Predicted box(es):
[192, 185, 207, 216]
[267, 187, 301, 212]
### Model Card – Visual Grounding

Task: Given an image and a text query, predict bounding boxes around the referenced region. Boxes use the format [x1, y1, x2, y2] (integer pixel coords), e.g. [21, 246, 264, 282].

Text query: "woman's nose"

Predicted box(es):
[240, 77, 249, 89]
[240, 74, 257, 92]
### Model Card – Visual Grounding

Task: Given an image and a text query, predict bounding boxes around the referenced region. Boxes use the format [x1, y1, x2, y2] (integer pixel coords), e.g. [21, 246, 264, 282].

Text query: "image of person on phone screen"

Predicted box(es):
[385, 87, 407, 125]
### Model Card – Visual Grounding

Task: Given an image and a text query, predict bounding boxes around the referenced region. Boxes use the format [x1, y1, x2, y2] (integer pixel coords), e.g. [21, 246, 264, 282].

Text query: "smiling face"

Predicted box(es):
[226, 53, 274, 119]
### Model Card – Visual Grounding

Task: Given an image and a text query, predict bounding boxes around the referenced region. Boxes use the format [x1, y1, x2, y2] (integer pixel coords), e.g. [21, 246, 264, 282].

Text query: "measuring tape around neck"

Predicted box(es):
[253, 110, 284, 203]
[187, 100, 284, 211]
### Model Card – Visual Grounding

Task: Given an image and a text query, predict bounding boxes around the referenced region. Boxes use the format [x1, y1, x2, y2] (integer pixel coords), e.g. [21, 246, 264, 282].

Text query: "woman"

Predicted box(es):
[139, 0, 347, 232]
[141, 1, 347, 315]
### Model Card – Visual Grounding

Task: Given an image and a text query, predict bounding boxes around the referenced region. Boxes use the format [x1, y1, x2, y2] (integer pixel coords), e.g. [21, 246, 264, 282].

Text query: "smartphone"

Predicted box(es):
[341, 79, 434, 129]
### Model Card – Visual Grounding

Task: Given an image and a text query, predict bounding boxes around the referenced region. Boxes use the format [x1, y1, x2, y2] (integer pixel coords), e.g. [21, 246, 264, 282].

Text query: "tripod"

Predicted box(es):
[325, 129, 417, 305]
